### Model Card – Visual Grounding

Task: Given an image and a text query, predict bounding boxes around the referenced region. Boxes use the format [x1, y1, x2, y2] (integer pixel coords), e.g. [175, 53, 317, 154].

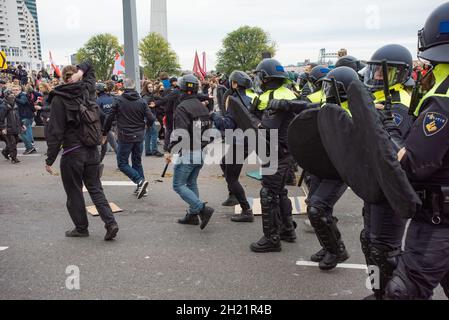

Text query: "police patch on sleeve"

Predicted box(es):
[393, 113, 403, 127]
[423, 112, 448, 137]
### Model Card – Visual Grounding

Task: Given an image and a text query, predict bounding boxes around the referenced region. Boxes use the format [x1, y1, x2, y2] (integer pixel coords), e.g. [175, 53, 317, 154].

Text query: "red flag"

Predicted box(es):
[202, 52, 207, 74]
[49, 51, 61, 78]
[193, 51, 205, 81]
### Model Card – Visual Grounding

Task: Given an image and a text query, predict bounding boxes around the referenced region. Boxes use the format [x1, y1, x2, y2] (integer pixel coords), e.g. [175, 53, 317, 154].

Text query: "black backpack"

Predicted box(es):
[77, 96, 103, 147]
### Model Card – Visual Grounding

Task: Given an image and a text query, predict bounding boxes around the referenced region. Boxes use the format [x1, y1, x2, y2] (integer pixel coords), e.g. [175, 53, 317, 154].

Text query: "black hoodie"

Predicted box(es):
[0, 100, 23, 135]
[103, 89, 155, 144]
[45, 62, 96, 166]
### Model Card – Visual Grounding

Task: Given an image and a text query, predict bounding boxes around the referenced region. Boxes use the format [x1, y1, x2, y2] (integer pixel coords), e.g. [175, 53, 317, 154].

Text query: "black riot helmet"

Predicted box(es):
[322, 66, 360, 104]
[364, 44, 413, 91]
[298, 72, 309, 88]
[335, 55, 366, 73]
[418, 2, 449, 64]
[255, 59, 288, 83]
[229, 70, 253, 89]
[179, 74, 200, 94]
[309, 65, 331, 86]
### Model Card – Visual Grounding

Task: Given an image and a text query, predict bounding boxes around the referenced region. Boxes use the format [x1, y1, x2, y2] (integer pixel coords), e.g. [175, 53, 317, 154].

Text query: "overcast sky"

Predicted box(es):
[36, 0, 443, 70]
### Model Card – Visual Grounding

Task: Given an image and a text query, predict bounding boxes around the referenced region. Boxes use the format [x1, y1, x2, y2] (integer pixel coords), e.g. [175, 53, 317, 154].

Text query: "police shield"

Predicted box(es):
[288, 108, 340, 180]
[318, 104, 384, 203]
[347, 81, 421, 218]
[227, 96, 260, 131]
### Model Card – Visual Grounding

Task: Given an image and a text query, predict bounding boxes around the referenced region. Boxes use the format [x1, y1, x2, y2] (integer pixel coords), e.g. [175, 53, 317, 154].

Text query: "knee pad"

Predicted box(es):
[260, 188, 279, 206]
[385, 275, 418, 300]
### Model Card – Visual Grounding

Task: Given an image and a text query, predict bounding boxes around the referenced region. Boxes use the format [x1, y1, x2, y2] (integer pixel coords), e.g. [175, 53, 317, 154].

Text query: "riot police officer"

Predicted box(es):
[385, 2, 449, 300]
[361, 44, 415, 300]
[335, 55, 366, 81]
[306, 67, 360, 270]
[249, 59, 299, 253]
[306, 66, 331, 103]
[212, 71, 256, 223]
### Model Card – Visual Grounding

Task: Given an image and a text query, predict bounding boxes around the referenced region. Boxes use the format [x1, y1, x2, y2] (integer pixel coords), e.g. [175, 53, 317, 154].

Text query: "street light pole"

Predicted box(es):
[122, 0, 141, 92]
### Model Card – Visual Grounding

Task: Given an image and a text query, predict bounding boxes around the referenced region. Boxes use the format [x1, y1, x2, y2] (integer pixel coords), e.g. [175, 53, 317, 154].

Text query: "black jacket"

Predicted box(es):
[103, 89, 155, 144]
[45, 62, 96, 166]
[169, 94, 212, 153]
[0, 100, 22, 135]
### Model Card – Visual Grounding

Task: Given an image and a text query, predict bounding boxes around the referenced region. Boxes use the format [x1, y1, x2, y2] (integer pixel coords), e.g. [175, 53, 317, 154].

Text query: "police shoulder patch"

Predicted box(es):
[393, 113, 403, 127]
[423, 112, 448, 137]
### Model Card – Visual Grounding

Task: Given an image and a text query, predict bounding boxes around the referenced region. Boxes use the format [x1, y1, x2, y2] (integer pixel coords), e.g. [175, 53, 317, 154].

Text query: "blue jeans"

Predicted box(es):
[145, 123, 158, 155]
[117, 142, 145, 184]
[173, 153, 204, 214]
[19, 118, 34, 150]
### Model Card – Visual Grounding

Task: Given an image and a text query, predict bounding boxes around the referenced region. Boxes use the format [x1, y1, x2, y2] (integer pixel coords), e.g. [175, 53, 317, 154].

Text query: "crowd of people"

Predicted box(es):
[1, 1, 449, 301]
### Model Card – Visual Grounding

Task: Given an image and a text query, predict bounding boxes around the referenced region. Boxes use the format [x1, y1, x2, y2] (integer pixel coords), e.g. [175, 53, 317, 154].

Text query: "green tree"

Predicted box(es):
[76, 33, 122, 81]
[139, 32, 180, 79]
[216, 26, 276, 75]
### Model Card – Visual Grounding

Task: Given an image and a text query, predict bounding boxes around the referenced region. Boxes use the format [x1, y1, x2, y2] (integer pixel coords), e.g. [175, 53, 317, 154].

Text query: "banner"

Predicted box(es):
[49, 51, 61, 78]
[113, 53, 126, 76]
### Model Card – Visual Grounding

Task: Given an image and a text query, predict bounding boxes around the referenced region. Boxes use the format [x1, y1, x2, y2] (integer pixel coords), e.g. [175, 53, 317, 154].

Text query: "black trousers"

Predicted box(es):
[260, 155, 295, 235]
[363, 201, 407, 250]
[390, 217, 449, 299]
[60, 146, 116, 232]
[220, 144, 250, 211]
[3, 134, 19, 160]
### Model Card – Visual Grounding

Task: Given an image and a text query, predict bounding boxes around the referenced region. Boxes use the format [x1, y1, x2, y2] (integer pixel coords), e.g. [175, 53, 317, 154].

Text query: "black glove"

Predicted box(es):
[378, 108, 404, 151]
[267, 99, 290, 112]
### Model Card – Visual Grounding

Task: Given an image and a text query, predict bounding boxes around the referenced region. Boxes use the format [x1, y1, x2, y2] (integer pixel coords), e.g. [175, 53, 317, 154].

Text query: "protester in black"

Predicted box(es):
[45, 62, 119, 241]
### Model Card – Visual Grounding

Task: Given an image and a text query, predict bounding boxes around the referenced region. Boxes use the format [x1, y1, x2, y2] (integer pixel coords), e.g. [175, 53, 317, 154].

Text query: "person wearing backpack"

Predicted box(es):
[45, 62, 119, 242]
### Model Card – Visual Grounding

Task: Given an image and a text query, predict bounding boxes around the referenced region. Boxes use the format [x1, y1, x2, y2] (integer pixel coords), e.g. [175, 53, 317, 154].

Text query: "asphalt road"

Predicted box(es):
[0, 141, 445, 300]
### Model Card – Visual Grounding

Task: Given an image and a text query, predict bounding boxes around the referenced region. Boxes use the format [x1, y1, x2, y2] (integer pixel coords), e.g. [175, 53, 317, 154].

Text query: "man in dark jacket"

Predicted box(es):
[96, 83, 118, 162]
[0, 89, 25, 164]
[103, 78, 155, 200]
[165, 75, 215, 230]
[45, 62, 119, 241]
[14, 86, 36, 154]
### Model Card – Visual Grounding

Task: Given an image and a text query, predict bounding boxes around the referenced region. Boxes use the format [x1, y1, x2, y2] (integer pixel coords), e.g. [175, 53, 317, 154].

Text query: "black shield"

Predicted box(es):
[216, 85, 227, 115]
[318, 104, 384, 203]
[348, 81, 421, 219]
[227, 96, 260, 131]
[288, 108, 341, 180]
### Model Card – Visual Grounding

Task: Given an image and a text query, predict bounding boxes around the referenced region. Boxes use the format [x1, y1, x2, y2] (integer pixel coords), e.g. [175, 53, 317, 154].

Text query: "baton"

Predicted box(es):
[161, 163, 169, 178]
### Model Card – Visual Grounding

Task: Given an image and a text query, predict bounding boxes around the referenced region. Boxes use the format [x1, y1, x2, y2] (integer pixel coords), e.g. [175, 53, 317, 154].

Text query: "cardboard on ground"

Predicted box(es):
[87, 203, 123, 216]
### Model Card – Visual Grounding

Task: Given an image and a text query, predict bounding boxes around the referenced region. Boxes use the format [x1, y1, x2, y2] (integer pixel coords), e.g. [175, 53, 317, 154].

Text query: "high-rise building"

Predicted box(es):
[0, 0, 42, 70]
[150, 0, 168, 41]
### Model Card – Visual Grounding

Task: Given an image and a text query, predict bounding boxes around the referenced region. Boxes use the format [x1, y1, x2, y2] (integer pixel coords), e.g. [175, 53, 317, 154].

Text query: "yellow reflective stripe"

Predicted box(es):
[373, 84, 411, 107]
[415, 64, 449, 116]
[257, 87, 297, 111]
[307, 91, 325, 104]
[245, 89, 258, 103]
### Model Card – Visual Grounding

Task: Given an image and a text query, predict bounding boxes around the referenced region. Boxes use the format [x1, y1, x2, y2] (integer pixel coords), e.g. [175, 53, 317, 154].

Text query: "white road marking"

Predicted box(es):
[296, 261, 368, 270]
[235, 197, 307, 216]
[83, 181, 136, 192]
[0, 247, 8, 251]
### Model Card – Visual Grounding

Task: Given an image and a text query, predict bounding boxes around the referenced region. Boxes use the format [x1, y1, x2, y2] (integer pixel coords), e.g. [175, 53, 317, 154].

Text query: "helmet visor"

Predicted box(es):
[322, 79, 346, 104]
[364, 63, 409, 90]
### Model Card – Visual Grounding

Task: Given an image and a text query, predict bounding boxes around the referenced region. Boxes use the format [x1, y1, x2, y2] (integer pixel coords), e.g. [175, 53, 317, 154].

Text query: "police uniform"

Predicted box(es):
[250, 59, 298, 253]
[213, 71, 257, 223]
[358, 44, 416, 300]
[305, 67, 360, 270]
[384, 3, 449, 299]
[386, 64, 449, 300]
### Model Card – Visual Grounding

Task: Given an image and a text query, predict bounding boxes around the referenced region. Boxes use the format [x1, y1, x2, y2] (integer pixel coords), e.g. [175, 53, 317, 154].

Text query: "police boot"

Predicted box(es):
[222, 194, 239, 207]
[279, 191, 297, 243]
[231, 209, 255, 223]
[311, 248, 328, 263]
[280, 218, 297, 243]
[250, 188, 281, 253]
[319, 241, 349, 271]
[369, 245, 401, 300]
[308, 206, 349, 271]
